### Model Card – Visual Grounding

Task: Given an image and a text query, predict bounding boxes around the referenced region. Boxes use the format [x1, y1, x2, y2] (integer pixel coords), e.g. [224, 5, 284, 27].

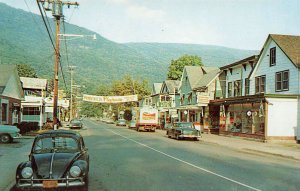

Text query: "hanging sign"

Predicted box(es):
[83, 94, 138, 103]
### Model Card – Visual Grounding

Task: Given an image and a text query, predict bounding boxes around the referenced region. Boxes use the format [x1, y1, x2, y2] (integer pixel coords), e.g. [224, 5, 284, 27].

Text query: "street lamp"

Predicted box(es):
[58, 34, 97, 40]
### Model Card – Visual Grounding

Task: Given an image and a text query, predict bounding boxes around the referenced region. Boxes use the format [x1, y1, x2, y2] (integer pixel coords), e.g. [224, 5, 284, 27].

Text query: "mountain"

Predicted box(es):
[0, 3, 258, 92]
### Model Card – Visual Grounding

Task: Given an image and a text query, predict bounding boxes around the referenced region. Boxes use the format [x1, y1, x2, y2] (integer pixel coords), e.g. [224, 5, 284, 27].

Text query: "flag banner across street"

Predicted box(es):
[83, 94, 138, 103]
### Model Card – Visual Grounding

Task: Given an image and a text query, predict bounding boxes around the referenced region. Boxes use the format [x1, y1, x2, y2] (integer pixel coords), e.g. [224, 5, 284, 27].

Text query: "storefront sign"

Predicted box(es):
[83, 94, 138, 103]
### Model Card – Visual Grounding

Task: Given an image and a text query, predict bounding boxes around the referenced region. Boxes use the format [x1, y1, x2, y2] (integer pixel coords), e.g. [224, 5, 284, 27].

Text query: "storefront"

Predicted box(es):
[209, 95, 266, 140]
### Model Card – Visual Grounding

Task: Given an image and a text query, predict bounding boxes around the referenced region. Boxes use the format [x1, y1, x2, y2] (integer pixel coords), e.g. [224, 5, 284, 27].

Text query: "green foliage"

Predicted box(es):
[17, 64, 38, 78]
[80, 75, 150, 117]
[167, 55, 203, 80]
[124, 110, 132, 121]
[0, 3, 257, 92]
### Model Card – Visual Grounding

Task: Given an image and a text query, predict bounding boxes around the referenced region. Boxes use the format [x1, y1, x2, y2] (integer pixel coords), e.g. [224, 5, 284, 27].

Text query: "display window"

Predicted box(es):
[217, 102, 265, 136]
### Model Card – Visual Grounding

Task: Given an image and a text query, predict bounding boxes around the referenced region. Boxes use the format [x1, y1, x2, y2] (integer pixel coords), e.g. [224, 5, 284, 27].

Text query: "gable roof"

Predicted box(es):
[250, 34, 300, 79]
[161, 80, 180, 94]
[220, 55, 258, 70]
[151, 83, 162, 95]
[0, 64, 24, 99]
[20, 77, 47, 90]
[182, 66, 220, 90]
[193, 68, 220, 90]
[183, 66, 204, 89]
[270, 34, 300, 67]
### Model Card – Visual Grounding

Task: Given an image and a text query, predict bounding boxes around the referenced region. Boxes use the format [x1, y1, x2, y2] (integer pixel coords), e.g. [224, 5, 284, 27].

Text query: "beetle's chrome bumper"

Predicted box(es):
[16, 177, 86, 188]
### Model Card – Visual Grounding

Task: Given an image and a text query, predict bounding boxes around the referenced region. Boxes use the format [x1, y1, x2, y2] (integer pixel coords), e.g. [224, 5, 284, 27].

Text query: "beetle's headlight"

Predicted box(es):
[70, 166, 81, 177]
[21, 167, 33, 179]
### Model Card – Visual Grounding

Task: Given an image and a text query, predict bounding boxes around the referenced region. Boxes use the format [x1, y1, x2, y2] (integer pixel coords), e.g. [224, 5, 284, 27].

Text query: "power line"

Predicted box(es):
[62, 19, 71, 68]
[41, 3, 55, 40]
[36, 0, 56, 51]
[23, 0, 44, 34]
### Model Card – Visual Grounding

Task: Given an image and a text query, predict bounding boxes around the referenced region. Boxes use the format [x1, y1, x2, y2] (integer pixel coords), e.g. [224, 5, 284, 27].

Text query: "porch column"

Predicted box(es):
[39, 105, 43, 130]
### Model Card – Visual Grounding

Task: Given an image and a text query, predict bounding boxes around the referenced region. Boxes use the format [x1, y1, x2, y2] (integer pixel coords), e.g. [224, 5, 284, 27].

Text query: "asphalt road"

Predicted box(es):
[82, 119, 300, 191]
[2, 119, 300, 191]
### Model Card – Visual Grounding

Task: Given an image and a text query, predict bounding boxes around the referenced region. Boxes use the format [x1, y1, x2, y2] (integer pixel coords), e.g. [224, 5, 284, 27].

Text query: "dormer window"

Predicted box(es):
[270, 47, 276, 66]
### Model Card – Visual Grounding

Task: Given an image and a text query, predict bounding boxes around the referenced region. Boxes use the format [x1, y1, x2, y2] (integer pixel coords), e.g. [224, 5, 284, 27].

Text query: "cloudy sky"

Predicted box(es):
[0, 0, 299, 50]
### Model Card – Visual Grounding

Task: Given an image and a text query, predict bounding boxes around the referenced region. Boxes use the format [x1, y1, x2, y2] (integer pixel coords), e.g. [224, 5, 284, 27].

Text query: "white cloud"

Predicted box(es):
[126, 4, 165, 20]
[107, 0, 165, 21]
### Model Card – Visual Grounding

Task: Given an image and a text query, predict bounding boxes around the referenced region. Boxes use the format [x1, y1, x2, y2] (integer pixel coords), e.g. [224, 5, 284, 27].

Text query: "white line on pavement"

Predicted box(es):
[89, 120, 262, 191]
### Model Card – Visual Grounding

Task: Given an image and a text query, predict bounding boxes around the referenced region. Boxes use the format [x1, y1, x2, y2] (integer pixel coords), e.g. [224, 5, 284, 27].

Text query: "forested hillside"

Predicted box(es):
[0, 3, 258, 92]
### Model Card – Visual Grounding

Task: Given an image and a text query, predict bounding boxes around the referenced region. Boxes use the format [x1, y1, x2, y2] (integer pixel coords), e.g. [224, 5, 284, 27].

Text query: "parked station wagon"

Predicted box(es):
[15, 130, 89, 191]
[166, 122, 201, 141]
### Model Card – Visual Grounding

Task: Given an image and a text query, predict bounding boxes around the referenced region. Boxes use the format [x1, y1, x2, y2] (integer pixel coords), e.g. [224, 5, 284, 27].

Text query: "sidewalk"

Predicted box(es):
[157, 129, 300, 161]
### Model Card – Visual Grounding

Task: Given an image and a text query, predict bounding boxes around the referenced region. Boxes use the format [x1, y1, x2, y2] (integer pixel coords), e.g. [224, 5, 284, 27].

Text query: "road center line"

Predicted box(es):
[90, 122, 262, 191]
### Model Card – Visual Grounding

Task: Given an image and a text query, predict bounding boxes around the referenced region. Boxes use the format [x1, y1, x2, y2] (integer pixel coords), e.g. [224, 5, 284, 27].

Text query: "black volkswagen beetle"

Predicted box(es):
[15, 130, 89, 191]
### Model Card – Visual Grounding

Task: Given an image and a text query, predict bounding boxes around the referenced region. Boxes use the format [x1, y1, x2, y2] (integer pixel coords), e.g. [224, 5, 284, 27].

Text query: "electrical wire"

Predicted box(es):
[23, 0, 44, 34]
[62, 19, 71, 68]
[41, 3, 55, 40]
[36, 0, 68, 92]
[36, 0, 56, 52]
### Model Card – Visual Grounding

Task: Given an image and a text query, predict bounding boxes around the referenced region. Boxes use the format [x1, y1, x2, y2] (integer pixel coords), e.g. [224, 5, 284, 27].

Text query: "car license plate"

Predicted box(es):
[43, 180, 58, 188]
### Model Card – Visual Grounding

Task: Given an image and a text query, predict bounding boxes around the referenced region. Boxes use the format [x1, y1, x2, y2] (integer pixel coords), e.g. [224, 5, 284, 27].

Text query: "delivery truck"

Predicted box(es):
[135, 107, 159, 132]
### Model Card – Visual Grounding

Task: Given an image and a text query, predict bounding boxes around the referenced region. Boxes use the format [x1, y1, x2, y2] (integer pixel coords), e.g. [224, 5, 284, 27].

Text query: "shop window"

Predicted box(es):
[275, 70, 289, 91]
[233, 80, 241, 97]
[23, 107, 40, 115]
[270, 47, 276, 66]
[227, 82, 233, 97]
[255, 75, 266, 94]
[244, 78, 250, 96]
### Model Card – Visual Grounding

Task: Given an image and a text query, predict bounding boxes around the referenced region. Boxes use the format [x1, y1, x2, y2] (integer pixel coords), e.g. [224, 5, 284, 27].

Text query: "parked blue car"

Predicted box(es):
[0, 125, 21, 143]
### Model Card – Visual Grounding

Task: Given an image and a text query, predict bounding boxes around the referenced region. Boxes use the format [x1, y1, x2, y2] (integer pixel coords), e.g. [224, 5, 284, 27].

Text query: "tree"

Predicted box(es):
[17, 64, 38, 78]
[167, 55, 203, 80]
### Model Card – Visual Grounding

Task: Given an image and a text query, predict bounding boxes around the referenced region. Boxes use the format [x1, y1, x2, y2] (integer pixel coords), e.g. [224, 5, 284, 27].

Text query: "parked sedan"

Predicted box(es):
[15, 130, 89, 191]
[166, 122, 201, 141]
[116, 118, 126, 126]
[0, 125, 21, 143]
[69, 119, 83, 129]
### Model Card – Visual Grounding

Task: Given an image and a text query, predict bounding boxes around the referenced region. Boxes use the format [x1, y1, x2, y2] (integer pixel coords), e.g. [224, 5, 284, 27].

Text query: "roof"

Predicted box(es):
[162, 80, 180, 93]
[183, 66, 220, 90]
[220, 55, 258, 70]
[152, 83, 163, 95]
[20, 77, 47, 90]
[0, 64, 24, 99]
[193, 68, 220, 90]
[0, 64, 16, 87]
[184, 66, 204, 89]
[269, 34, 300, 67]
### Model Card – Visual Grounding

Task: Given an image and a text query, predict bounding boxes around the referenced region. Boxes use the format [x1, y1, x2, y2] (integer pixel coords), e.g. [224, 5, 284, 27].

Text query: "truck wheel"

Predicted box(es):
[0, 134, 12, 143]
[175, 134, 180, 140]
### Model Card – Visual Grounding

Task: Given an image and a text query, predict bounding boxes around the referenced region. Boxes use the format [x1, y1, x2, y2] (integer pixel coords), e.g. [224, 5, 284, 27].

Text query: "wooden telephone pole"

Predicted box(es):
[38, 0, 79, 129]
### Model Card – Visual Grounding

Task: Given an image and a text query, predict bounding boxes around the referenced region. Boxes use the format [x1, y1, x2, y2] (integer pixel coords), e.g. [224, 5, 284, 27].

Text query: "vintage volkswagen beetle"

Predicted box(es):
[166, 122, 201, 141]
[15, 130, 89, 190]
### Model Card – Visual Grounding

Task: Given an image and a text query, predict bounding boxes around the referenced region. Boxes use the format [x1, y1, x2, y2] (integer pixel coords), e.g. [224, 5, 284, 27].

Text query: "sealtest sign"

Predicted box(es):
[83, 94, 138, 103]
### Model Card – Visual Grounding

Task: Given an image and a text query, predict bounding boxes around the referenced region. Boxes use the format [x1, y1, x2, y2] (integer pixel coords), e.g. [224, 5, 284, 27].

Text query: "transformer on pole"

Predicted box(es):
[38, 0, 79, 130]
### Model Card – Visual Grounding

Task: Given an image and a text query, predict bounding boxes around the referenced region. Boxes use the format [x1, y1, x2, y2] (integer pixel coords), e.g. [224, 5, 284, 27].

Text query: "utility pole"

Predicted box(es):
[38, 0, 79, 130]
[69, 65, 76, 121]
